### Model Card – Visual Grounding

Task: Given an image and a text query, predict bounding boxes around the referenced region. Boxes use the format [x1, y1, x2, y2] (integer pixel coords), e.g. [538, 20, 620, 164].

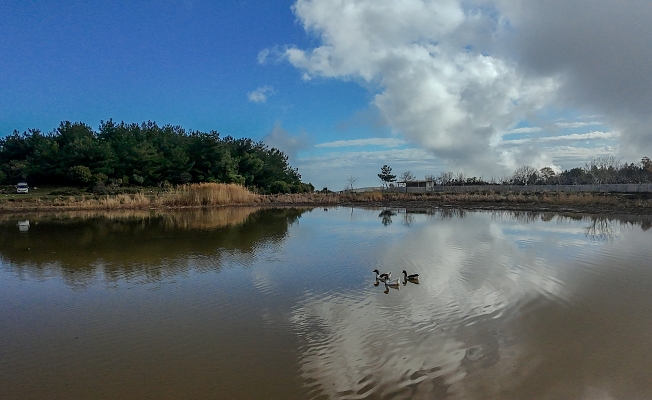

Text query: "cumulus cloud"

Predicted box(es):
[281, 0, 559, 176]
[274, 0, 652, 176]
[247, 86, 275, 103]
[262, 123, 310, 162]
[500, 0, 652, 157]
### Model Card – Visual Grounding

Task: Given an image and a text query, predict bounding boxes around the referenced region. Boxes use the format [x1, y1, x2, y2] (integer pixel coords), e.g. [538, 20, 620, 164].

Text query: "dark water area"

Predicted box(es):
[2, 207, 652, 399]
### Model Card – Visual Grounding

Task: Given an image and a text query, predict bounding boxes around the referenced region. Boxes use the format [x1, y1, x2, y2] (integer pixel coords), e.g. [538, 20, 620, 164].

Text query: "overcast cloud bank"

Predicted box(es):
[274, 0, 652, 182]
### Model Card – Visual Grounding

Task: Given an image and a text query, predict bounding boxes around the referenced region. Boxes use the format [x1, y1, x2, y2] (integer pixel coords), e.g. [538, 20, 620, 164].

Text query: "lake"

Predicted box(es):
[2, 207, 652, 399]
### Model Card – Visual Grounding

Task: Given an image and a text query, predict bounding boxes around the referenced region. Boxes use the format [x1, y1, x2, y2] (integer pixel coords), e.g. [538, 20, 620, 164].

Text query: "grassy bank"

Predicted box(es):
[2, 186, 652, 213]
[0, 183, 262, 211]
[264, 190, 652, 214]
[265, 190, 631, 206]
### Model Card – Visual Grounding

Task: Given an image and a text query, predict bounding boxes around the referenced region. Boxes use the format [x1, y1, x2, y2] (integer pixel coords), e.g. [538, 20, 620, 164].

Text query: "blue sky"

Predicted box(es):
[2, 0, 651, 190]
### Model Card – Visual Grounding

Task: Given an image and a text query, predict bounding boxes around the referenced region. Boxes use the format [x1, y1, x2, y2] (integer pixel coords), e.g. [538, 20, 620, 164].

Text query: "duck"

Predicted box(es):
[373, 269, 391, 281]
[385, 278, 400, 289]
[402, 270, 419, 281]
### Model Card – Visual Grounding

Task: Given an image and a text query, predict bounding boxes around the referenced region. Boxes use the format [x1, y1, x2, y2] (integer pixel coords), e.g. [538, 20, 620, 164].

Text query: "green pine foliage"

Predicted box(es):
[0, 120, 314, 194]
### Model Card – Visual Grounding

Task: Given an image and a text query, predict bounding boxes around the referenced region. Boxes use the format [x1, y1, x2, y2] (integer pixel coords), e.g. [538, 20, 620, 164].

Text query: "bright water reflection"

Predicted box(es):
[1, 207, 652, 399]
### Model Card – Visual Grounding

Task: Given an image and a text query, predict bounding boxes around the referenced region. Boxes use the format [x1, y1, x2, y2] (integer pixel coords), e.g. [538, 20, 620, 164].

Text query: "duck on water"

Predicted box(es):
[373, 269, 391, 282]
[402, 270, 419, 283]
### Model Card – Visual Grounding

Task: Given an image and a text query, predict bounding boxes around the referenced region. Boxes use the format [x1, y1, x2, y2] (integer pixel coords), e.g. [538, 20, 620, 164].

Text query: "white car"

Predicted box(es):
[16, 182, 29, 193]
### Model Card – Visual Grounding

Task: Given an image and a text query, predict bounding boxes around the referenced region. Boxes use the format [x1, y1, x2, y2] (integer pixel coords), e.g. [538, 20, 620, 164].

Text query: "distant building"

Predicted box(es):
[395, 180, 435, 189]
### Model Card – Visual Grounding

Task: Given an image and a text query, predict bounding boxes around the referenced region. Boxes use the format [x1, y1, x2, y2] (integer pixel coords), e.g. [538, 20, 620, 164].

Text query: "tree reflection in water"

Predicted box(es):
[0, 208, 308, 287]
[378, 209, 396, 226]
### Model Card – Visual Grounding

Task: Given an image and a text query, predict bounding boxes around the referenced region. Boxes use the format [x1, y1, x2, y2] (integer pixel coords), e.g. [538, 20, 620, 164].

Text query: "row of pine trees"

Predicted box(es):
[0, 120, 314, 194]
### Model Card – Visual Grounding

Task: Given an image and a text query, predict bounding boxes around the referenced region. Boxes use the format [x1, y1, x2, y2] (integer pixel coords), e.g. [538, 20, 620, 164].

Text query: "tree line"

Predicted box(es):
[0, 120, 314, 194]
[378, 156, 652, 188]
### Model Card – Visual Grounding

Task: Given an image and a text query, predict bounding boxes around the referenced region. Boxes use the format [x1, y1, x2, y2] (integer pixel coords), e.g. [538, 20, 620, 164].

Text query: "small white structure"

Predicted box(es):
[17, 220, 30, 232]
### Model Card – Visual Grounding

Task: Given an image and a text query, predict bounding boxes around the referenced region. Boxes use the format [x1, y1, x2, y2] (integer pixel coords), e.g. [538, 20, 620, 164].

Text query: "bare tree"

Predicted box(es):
[424, 174, 436, 183]
[585, 155, 621, 184]
[438, 171, 453, 186]
[399, 170, 416, 182]
[511, 165, 538, 185]
[346, 175, 358, 191]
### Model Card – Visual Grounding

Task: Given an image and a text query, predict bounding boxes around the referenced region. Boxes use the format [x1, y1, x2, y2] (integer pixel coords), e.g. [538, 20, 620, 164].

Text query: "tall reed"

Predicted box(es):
[156, 183, 259, 207]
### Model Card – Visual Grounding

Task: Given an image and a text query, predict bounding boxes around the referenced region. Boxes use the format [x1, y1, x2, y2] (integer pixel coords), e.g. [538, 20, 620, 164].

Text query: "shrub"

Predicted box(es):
[270, 181, 291, 194]
[132, 174, 145, 185]
[68, 165, 93, 184]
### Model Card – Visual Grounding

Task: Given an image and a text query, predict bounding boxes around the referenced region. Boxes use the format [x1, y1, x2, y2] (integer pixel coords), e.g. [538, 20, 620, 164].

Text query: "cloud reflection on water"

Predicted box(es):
[2, 207, 652, 398]
[289, 209, 652, 399]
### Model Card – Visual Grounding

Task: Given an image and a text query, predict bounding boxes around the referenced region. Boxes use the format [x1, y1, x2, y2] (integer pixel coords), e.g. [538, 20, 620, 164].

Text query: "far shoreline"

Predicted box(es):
[2, 189, 652, 216]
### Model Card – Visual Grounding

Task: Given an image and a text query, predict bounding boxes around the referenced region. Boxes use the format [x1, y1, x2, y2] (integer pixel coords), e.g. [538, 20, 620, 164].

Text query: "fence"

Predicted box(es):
[348, 184, 652, 194]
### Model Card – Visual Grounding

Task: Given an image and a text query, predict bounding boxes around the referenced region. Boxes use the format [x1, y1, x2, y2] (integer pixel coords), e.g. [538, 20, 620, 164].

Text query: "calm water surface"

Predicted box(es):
[2, 207, 652, 399]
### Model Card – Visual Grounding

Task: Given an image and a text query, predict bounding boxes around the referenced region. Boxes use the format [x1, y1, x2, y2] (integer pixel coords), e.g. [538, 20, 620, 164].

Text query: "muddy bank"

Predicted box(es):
[2, 191, 652, 215]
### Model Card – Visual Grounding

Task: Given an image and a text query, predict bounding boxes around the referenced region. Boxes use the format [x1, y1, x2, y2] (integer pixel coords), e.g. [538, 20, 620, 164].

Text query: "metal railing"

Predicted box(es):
[347, 184, 652, 194]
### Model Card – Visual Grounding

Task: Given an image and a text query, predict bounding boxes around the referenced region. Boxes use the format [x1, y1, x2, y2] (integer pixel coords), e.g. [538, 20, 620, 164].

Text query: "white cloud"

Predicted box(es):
[543, 131, 620, 142]
[315, 137, 406, 148]
[271, 0, 652, 178]
[508, 127, 542, 134]
[262, 123, 310, 162]
[502, 130, 620, 145]
[554, 121, 603, 129]
[280, 0, 559, 177]
[545, 146, 619, 169]
[499, 0, 652, 159]
[247, 86, 275, 103]
[257, 48, 270, 64]
[297, 147, 446, 189]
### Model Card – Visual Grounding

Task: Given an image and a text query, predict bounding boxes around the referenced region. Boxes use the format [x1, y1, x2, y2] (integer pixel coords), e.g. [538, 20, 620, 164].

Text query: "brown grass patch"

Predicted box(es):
[540, 192, 620, 205]
[155, 183, 259, 207]
[263, 192, 340, 204]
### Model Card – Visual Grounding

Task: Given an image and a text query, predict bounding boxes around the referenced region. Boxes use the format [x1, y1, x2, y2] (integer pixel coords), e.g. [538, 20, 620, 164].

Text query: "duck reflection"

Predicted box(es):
[384, 278, 400, 290]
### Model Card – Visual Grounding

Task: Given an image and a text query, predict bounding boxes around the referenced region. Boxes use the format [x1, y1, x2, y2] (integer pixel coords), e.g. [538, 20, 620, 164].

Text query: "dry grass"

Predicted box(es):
[264, 192, 341, 204]
[540, 192, 620, 205]
[155, 183, 259, 207]
[1, 185, 650, 212]
[0, 183, 259, 211]
[0, 192, 151, 209]
[260, 190, 645, 209]
[91, 193, 151, 208]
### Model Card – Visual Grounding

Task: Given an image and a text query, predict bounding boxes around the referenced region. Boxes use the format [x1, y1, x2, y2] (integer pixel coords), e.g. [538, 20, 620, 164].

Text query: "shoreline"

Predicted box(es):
[2, 193, 652, 216]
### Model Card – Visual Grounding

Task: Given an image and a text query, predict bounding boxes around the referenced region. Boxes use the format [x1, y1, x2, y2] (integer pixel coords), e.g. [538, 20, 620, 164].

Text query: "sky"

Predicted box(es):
[1, 0, 651, 190]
